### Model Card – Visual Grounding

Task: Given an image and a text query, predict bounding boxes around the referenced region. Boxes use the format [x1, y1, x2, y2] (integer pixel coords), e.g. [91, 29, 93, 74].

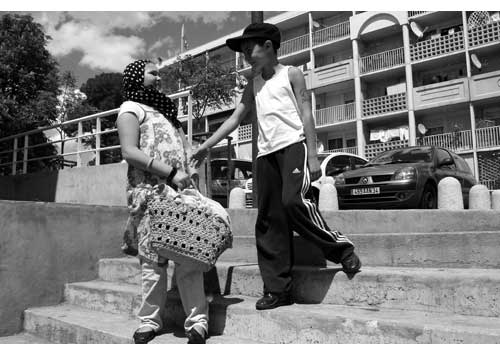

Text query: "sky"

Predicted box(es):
[18, 11, 283, 86]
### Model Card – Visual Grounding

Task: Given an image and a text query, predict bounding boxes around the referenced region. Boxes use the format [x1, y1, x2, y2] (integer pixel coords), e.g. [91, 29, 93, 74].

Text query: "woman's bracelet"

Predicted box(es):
[167, 166, 178, 182]
[146, 157, 155, 170]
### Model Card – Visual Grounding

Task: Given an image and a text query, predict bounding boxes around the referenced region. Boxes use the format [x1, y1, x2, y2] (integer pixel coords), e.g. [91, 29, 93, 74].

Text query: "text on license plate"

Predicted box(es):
[351, 187, 380, 195]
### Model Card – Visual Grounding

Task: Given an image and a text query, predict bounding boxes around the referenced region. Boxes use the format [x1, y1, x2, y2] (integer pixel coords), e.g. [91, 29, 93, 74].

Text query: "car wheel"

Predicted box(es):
[419, 183, 437, 209]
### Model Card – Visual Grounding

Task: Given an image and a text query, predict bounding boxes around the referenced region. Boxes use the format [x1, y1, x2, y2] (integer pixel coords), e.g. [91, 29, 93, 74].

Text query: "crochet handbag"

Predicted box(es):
[147, 184, 233, 272]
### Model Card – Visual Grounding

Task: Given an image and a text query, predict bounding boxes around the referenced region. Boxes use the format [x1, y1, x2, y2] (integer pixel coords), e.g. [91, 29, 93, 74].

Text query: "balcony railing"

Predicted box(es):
[413, 78, 469, 110]
[468, 20, 500, 48]
[365, 140, 409, 160]
[312, 21, 350, 46]
[360, 47, 405, 74]
[315, 103, 356, 127]
[408, 11, 431, 17]
[237, 124, 253, 142]
[480, 179, 500, 190]
[421, 130, 473, 153]
[321, 147, 358, 155]
[277, 34, 310, 58]
[411, 31, 464, 62]
[476, 125, 500, 150]
[311, 60, 353, 88]
[362, 92, 407, 117]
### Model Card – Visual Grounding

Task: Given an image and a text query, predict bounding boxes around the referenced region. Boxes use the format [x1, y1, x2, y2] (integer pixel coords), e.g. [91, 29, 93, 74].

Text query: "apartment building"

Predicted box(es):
[161, 11, 500, 190]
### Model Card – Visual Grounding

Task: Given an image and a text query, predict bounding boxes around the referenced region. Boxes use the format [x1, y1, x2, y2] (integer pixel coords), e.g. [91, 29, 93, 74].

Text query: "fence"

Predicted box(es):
[0, 90, 193, 176]
[359, 47, 405, 74]
[364, 140, 409, 160]
[312, 21, 350, 46]
[421, 130, 474, 153]
[315, 103, 356, 127]
[277, 34, 310, 58]
[411, 31, 464, 62]
[362, 92, 407, 117]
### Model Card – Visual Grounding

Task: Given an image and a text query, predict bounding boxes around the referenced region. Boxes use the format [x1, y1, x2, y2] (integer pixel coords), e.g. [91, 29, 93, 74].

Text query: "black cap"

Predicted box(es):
[226, 23, 281, 52]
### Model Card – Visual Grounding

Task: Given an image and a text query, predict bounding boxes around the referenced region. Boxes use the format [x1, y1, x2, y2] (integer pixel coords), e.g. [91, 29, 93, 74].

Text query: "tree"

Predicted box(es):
[77, 73, 124, 165]
[160, 54, 237, 123]
[0, 14, 60, 174]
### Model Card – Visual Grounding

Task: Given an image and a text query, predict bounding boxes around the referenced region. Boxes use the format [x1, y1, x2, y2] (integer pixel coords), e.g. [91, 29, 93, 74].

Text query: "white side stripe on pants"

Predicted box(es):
[300, 143, 352, 244]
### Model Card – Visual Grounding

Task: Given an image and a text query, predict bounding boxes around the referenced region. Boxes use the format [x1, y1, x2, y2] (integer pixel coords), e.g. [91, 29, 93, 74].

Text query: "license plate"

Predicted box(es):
[351, 187, 380, 195]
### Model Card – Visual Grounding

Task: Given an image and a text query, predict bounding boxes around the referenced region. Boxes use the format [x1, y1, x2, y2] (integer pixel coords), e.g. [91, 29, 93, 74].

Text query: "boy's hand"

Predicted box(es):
[190, 147, 209, 168]
[308, 156, 322, 182]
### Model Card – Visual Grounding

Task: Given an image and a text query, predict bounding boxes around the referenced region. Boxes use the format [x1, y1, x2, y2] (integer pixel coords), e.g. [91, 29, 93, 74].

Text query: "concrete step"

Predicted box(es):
[228, 209, 500, 236]
[218, 232, 500, 268]
[23, 304, 260, 344]
[0, 332, 50, 344]
[25, 296, 500, 343]
[95, 261, 500, 317]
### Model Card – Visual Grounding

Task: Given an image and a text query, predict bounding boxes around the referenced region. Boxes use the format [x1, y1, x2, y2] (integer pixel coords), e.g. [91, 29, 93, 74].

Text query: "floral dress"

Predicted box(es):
[118, 101, 189, 265]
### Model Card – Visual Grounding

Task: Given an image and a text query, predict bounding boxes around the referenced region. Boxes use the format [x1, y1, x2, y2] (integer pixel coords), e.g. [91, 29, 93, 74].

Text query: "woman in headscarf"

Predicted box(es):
[116, 59, 208, 344]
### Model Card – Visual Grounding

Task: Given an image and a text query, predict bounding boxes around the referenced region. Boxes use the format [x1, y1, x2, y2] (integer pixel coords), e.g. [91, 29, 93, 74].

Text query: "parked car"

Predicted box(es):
[244, 152, 368, 207]
[334, 146, 476, 209]
[210, 158, 252, 208]
[311, 152, 369, 200]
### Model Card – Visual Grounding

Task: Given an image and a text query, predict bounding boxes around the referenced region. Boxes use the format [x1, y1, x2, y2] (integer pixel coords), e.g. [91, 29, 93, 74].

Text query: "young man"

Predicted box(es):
[191, 23, 361, 310]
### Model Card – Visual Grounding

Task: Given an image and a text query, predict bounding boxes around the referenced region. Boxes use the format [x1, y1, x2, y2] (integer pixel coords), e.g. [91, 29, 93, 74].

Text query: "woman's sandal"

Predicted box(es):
[133, 328, 156, 344]
[186, 328, 206, 344]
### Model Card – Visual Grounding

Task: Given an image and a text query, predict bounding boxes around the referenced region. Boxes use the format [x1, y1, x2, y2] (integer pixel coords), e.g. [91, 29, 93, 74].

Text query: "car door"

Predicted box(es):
[434, 148, 458, 184]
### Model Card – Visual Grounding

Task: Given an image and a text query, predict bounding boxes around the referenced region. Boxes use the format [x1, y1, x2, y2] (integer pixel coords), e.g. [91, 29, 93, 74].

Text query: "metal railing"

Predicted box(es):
[411, 31, 464, 62]
[321, 147, 358, 155]
[476, 125, 500, 149]
[468, 20, 500, 48]
[479, 179, 500, 190]
[312, 21, 350, 46]
[359, 47, 405, 74]
[315, 103, 356, 127]
[365, 140, 409, 160]
[408, 11, 431, 17]
[421, 130, 473, 152]
[362, 92, 407, 117]
[0, 90, 193, 176]
[278, 33, 310, 58]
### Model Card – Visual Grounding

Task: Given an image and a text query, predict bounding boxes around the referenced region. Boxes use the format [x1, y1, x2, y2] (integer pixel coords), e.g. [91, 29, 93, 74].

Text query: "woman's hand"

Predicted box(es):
[172, 170, 191, 190]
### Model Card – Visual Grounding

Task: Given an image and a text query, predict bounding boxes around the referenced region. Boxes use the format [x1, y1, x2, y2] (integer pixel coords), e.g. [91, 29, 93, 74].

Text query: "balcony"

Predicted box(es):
[312, 21, 350, 47]
[411, 31, 464, 62]
[278, 34, 310, 58]
[321, 147, 358, 155]
[476, 125, 500, 150]
[421, 130, 473, 153]
[315, 103, 356, 127]
[470, 69, 500, 102]
[413, 78, 470, 111]
[303, 70, 312, 90]
[468, 20, 500, 48]
[365, 140, 409, 160]
[311, 60, 353, 89]
[362, 92, 407, 118]
[237, 124, 253, 143]
[360, 47, 405, 75]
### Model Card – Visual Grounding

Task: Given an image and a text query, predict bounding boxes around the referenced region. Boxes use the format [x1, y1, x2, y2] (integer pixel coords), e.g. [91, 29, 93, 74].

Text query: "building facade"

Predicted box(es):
[162, 11, 500, 190]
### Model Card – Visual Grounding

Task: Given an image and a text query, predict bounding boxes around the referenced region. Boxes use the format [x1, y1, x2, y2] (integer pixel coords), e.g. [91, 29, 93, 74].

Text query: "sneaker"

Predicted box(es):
[186, 328, 206, 344]
[133, 329, 156, 344]
[255, 292, 293, 311]
[341, 251, 362, 273]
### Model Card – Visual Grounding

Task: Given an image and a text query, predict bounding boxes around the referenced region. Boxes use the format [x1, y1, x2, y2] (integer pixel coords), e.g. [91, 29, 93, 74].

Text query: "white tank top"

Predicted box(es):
[253, 64, 305, 157]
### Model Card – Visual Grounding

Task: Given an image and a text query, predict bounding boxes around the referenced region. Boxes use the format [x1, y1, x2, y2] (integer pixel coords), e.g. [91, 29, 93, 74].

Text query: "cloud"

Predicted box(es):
[30, 11, 234, 72]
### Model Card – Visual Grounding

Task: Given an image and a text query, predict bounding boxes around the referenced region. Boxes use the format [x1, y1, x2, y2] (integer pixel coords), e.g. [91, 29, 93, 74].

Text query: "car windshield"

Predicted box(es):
[367, 148, 433, 165]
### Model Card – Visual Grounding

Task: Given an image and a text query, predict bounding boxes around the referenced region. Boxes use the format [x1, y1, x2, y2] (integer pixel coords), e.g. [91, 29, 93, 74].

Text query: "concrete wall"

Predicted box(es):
[0, 200, 127, 336]
[0, 163, 128, 207]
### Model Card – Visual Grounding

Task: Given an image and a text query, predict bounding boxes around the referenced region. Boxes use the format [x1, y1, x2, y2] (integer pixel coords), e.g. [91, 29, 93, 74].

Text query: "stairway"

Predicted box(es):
[6, 209, 500, 343]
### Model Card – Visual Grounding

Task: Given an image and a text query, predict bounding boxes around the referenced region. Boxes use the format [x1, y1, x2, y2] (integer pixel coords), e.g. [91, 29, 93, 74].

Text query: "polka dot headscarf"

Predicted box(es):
[122, 59, 182, 129]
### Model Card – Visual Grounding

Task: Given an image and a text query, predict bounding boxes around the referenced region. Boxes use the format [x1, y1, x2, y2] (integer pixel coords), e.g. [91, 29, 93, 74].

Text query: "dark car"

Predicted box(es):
[210, 158, 252, 208]
[334, 146, 476, 209]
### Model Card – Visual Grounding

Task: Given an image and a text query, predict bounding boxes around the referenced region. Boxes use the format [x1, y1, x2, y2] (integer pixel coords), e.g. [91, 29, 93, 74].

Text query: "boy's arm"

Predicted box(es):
[288, 66, 322, 181]
[191, 83, 254, 166]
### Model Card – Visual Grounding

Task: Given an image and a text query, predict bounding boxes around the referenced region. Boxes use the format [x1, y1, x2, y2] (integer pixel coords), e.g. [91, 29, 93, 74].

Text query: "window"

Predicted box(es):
[436, 149, 456, 169]
[346, 138, 356, 148]
[325, 155, 351, 176]
[328, 138, 343, 150]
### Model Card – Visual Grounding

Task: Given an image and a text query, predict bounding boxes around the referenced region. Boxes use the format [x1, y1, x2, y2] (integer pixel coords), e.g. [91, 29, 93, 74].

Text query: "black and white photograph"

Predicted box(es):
[1, 2, 500, 351]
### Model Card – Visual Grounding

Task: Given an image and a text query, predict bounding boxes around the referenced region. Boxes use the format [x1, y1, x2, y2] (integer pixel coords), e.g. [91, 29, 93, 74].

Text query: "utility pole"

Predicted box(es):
[250, 11, 263, 208]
